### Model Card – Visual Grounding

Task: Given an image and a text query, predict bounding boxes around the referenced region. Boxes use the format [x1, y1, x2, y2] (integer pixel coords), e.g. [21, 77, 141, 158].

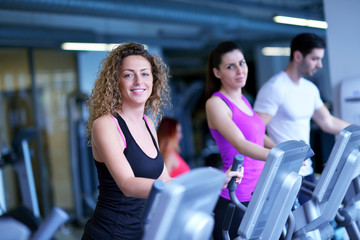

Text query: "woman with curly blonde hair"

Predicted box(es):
[82, 42, 172, 240]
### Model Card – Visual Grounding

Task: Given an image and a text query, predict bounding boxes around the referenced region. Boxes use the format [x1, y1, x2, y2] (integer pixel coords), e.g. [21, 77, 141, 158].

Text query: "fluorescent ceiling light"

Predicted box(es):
[262, 47, 290, 56]
[273, 16, 328, 29]
[61, 42, 122, 51]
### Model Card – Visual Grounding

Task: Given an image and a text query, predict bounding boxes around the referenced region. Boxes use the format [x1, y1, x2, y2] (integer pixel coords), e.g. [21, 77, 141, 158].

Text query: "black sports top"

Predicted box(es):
[114, 112, 164, 178]
[82, 113, 164, 240]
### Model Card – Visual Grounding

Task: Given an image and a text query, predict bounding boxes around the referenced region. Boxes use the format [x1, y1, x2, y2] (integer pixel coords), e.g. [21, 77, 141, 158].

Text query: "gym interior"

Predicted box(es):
[1, 1, 360, 239]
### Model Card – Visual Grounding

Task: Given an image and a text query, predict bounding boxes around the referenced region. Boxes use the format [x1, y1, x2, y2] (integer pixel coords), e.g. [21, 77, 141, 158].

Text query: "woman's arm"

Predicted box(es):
[206, 97, 270, 161]
[162, 150, 178, 175]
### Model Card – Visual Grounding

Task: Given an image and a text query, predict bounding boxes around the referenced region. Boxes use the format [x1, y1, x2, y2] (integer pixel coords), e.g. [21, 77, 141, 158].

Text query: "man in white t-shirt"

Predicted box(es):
[254, 33, 350, 204]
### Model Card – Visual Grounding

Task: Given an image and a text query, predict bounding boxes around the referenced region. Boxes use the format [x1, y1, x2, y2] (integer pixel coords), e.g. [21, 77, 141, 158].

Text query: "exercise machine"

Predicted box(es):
[0, 129, 70, 239]
[0, 206, 69, 240]
[292, 124, 360, 239]
[143, 140, 313, 240]
[224, 140, 313, 240]
[1, 128, 40, 218]
[67, 91, 98, 223]
[142, 167, 226, 240]
[336, 175, 360, 239]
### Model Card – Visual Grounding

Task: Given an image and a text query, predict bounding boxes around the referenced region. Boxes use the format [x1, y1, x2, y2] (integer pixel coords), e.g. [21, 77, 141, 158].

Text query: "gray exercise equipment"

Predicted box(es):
[0, 129, 70, 240]
[141, 125, 360, 240]
[143, 140, 313, 240]
[1, 206, 69, 240]
[0, 146, 7, 215]
[142, 167, 226, 240]
[31, 206, 70, 240]
[0, 128, 40, 218]
[229, 140, 313, 240]
[0, 217, 31, 240]
[336, 175, 360, 239]
[67, 91, 98, 223]
[291, 124, 360, 240]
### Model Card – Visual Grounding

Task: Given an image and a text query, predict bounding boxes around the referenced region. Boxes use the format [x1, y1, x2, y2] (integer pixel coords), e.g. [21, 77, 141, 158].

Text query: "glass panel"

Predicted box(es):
[0, 48, 78, 214]
[0, 48, 32, 210]
[33, 49, 77, 210]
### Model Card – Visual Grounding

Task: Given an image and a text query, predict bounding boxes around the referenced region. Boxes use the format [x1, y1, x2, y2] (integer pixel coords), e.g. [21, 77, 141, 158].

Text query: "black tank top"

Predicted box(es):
[114, 112, 164, 178]
[82, 113, 164, 240]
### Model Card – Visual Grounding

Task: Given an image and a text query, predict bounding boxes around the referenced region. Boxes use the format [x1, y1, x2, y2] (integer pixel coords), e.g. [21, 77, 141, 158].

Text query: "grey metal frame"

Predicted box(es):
[235, 140, 313, 240]
[292, 124, 360, 240]
[142, 167, 225, 240]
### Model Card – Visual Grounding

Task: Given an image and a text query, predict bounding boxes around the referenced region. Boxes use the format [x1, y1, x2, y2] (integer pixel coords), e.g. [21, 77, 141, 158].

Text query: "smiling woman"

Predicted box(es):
[119, 55, 154, 106]
[81, 42, 172, 240]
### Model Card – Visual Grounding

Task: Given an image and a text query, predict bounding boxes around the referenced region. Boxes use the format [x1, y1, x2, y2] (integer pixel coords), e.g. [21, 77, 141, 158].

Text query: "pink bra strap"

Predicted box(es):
[111, 116, 127, 148]
[143, 115, 150, 128]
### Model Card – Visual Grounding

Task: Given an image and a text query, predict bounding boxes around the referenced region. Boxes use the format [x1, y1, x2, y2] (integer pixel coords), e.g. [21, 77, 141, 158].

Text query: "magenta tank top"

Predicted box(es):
[209, 92, 266, 202]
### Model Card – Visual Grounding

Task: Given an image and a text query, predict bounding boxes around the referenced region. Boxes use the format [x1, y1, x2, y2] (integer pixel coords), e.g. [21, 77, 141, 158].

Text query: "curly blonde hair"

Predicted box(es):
[86, 42, 171, 141]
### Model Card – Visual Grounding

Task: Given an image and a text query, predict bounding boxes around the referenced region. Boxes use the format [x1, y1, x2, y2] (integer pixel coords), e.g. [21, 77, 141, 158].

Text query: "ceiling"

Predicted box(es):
[0, 0, 326, 76]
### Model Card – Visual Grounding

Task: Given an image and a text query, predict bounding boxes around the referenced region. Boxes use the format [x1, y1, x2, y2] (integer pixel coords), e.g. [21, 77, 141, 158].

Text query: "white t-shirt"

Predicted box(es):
[254, 71, 324, 176]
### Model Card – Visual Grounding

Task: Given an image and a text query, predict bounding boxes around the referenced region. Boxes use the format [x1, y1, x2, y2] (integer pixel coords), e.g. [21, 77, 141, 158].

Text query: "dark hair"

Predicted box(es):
[290, 33, 326, 60]
[205, 41, 242, 100]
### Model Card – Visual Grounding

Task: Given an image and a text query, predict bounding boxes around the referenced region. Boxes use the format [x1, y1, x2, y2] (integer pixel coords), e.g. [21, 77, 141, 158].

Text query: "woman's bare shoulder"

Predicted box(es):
[206, 95, 227, 112]
[92, 114, 118, 132]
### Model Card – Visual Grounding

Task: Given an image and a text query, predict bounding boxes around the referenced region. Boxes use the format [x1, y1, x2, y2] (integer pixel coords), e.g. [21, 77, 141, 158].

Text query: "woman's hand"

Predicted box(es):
[223, 165, 244, 188]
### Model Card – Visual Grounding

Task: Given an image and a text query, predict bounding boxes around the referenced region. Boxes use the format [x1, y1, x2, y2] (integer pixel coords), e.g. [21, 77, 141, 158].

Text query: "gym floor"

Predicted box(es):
[55, 224, 84, 240]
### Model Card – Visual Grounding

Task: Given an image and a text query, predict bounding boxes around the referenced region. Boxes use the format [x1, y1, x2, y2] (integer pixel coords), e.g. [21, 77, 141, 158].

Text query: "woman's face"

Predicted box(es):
[119, 55, 153, 106]
[213, 49, 248, 90]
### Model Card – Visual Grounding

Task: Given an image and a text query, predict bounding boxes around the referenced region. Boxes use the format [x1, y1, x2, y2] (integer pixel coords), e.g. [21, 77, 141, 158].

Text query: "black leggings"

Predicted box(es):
[212, 196, 249, 240]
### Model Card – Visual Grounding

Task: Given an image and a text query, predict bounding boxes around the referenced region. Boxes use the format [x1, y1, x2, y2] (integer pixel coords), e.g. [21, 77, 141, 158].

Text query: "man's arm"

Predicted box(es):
[264, 134, 277, 148]
[312, 105, 351, 135]
[256, 112, 274, 125]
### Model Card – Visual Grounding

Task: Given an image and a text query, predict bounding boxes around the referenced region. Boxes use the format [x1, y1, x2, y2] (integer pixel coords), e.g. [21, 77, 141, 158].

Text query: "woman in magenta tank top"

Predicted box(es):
[205, 41, 276, 240]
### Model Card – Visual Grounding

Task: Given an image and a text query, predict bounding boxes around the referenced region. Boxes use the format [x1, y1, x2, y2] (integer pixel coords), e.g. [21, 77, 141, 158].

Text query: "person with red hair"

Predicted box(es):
[157, 117, 190, 177]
